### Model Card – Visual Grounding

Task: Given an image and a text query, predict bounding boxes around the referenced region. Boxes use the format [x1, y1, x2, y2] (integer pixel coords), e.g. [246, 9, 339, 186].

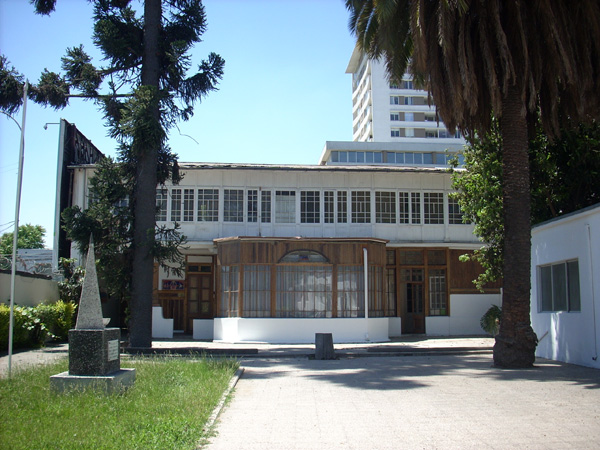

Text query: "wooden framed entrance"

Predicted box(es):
[154, 256, 216, 334]
[185, 259, 215, 333]
[386, 248, 450, 334]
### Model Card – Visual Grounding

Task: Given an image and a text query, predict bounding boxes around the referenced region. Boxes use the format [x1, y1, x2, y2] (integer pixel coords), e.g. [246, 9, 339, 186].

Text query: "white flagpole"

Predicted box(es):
[8, 81, 28, 378]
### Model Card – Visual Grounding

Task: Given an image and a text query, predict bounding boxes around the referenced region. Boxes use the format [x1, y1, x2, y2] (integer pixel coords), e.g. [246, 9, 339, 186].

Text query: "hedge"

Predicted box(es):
[0, 301, 77, 351]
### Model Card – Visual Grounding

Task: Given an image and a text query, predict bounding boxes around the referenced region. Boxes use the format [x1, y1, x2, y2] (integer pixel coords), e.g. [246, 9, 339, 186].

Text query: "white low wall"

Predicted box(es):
[426, 294, 501, 336]
[389, 317, 402, 337]
[0, 271, 59, 306]
[214, 317, 392, 343]
[193, 319, 214, 340]
[151, 306, 173, 339]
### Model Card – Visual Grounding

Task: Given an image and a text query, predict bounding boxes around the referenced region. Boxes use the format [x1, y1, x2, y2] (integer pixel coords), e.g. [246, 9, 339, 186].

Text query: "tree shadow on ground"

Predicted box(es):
[238, 353, 600, 391]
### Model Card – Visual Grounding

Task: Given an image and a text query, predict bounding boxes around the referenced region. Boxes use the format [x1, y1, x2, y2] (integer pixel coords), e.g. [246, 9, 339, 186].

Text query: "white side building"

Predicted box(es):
[531, 204, 600, 369]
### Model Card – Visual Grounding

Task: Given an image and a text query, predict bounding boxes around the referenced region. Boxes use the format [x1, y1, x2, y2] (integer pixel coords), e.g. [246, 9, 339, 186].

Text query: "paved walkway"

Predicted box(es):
[3, 338, 600, 449]
[205, 354, 600, 450]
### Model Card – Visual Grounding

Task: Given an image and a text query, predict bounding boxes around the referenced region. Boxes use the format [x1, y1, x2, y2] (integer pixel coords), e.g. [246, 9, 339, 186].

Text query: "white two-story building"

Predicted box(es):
[55, 48, 501, 343]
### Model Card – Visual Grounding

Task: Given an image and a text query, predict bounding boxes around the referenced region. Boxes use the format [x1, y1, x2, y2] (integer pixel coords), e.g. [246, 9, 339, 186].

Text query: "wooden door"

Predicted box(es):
[186, 271, 213, 333]
[401, 268, 425, 333]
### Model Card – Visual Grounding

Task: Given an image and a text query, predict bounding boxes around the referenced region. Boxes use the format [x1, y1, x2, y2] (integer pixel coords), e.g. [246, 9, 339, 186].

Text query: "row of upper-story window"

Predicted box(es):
[390, 128, 462, 139]
[390, 80, 417, 90]
[329, 151, 465, 167]
[390, 95, 428, 106]
[155, 188, 468, 226]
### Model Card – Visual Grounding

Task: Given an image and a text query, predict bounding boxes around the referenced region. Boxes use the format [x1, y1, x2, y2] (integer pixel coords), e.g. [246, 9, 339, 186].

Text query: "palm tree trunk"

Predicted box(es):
[493, 85, 538, 367]
[128, 0, 161, 348]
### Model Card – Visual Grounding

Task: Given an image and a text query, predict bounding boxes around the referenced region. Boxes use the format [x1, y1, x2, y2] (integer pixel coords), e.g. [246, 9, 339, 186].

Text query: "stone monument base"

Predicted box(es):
[50, 368, 136, 394]
[69, 327, 121, 376]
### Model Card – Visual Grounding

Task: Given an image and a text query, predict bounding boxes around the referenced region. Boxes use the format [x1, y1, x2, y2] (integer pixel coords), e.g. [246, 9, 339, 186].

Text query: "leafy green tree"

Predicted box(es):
[346, 0, 600, 367]
[0, 224, 46, 255]
[57, 257, 85, 305]
[453, 120, 600, 290]
[0, 1, 224, 347]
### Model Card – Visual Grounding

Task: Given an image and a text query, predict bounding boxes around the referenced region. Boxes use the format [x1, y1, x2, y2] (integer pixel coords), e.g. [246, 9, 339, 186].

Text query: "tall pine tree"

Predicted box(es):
[1, 0, 224, 347]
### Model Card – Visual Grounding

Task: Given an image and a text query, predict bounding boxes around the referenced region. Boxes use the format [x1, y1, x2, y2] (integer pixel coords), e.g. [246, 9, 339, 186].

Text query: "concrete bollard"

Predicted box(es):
[315, 333, 335, 360]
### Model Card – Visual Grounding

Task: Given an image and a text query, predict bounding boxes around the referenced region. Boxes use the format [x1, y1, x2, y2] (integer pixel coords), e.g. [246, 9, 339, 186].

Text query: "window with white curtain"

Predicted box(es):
[243, 265, 271, 317]
[220, 265, 239, 317]
[337, 265, 364, 317]
[275, 190, 296, 223]
[276, 265, 332, 318]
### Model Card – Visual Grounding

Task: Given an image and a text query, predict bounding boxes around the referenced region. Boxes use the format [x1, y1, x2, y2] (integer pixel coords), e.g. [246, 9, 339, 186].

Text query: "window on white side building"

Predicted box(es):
[337, 191, 348, 223]
[390, 112, 400, 121]
[376, 191, 396, 224]
[411, 192, 422, 224]
[301, 191, 320, 223]
[156, 188, 167, 221]
[324, 191, 334, 224]
[390, 95, 401, 105]
[183, 189, 194, 222]
[224, 189, 243, 222]
[424, 192, 444, 224]
[247, 189, 258, 223]
[391, 128, 401, 137]
[351, 191, 371, 223]
[275, 190, 296, 223]
[539, 260, 581, 312]
[261, 190, 272, 223]
[448, 196, 466, 224]
[170, 188, 182, 222]
[399, 192, 409, 224]
[197, 189, 219, 222]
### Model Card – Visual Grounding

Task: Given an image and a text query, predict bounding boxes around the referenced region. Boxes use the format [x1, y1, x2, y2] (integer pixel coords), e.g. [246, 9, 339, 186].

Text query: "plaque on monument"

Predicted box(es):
[108, 340, 119, 362]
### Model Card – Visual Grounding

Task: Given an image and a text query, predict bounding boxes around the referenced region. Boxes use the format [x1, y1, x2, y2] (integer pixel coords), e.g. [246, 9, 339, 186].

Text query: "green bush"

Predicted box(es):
[34, 300, 77, 341]
[480, 304, 502, 336]
[0, 301, 77, 351]
[0, 304, 49, 351]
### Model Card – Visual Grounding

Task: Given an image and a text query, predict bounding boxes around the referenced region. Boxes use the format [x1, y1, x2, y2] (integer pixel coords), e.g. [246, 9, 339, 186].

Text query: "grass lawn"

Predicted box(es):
[0, 355, 239, 450]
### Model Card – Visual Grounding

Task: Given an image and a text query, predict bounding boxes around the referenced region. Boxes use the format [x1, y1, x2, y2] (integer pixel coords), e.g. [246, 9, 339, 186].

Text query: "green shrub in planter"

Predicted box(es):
[34, 300, 77, 341]
[480, 304, 502, 337]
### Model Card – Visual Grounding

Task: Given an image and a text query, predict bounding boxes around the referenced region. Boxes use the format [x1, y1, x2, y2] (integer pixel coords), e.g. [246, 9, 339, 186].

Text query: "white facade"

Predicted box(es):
[157, 163, 478, 246]
[67, 162, 501, 343]
[531, 204, 600, 369]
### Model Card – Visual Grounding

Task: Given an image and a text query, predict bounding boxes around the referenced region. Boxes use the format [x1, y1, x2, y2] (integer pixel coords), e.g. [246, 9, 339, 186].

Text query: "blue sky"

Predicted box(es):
[0, 0, 356, 248]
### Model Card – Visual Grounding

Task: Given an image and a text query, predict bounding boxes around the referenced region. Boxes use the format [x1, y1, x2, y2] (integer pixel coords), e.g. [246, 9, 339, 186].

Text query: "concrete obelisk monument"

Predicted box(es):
[50, 237, 135, 393]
